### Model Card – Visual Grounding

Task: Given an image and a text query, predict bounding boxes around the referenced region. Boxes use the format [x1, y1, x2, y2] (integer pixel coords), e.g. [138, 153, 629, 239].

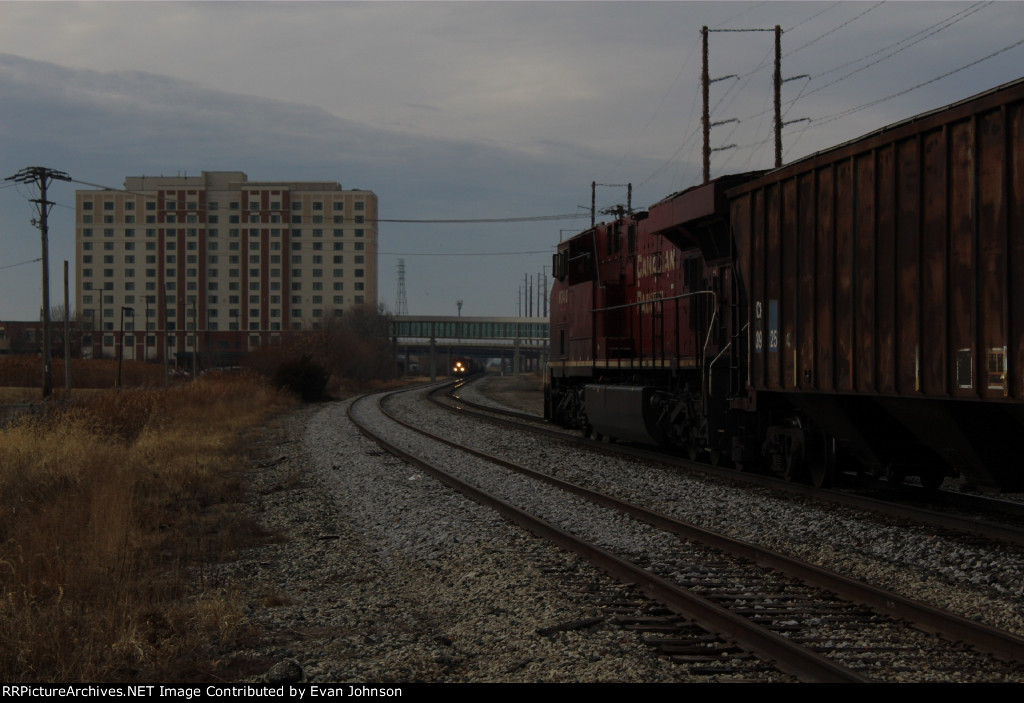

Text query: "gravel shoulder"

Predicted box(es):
[219, 391, 691, 683]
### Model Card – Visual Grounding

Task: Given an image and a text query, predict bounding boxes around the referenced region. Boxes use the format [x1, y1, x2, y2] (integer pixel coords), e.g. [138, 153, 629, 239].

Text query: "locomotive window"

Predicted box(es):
[568, 252, 592, 285]
[684, 257, 703, 290]
[553, 251, 569, 280]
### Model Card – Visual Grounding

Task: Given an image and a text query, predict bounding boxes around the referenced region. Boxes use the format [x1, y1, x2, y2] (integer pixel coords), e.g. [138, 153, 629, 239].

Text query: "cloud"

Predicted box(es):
[0, 51, 660, 319]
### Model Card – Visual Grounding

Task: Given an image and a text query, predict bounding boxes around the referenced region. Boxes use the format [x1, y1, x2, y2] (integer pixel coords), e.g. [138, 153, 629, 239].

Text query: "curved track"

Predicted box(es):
[346, 382, 1024, 682]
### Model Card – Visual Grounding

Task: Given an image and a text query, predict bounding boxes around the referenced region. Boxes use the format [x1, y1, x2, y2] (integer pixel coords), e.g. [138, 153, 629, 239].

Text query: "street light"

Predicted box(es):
[118, 306, 134, 388]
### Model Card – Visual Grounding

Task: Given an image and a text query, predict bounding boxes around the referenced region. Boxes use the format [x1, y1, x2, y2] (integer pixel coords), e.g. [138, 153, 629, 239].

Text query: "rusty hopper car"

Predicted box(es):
[547, 77, 1024, 492]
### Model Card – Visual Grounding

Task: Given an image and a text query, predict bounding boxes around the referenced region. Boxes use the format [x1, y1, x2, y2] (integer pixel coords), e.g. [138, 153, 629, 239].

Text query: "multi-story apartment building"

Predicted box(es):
[76, 171, 378, 364]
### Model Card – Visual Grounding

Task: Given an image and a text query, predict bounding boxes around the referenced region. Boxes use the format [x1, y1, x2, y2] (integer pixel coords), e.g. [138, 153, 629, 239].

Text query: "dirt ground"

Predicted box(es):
[475, 373, 544, 415]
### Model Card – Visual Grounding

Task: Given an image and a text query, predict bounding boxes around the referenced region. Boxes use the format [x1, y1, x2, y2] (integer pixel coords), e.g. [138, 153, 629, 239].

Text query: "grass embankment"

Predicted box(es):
[0, 375, 294, 682]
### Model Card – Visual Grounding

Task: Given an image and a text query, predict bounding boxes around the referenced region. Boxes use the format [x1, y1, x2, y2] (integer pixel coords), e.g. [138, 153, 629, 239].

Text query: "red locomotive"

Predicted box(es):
[546, 77, 1024, 492]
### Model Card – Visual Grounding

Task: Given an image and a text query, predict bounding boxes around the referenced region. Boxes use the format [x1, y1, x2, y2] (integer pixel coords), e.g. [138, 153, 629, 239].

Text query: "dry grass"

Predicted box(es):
[0, 356, 170, 391]
[0, 374, 295, 682]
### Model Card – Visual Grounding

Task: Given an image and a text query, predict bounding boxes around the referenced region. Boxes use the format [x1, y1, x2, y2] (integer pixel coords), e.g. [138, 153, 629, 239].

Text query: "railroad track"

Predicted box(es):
[443, 377, 1024, 547]
[347, 382, 1024, 682]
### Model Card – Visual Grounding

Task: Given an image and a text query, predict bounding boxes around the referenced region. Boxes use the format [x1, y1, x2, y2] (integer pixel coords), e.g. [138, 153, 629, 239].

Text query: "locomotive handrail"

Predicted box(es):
[590, 289, 716, 314]
[592, 290, 719, 367]
[592, 290, 721, 410]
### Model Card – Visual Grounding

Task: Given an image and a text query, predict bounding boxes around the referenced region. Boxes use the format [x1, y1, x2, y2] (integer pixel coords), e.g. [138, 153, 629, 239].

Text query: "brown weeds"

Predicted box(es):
[0, 375, 293, 682]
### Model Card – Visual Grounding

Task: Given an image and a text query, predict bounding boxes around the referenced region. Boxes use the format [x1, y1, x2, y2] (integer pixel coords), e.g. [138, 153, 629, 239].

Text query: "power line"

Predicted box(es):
[70, 178, 584, 224]
[813, 2, 990, 81]
[799, 1, 993, 100]
[380, 249, 552, 257]
[814, 37, 1024, 126]
[378, 214, 583, 224]
[783, 1, 885, 57]
[0, 257, 42, 272]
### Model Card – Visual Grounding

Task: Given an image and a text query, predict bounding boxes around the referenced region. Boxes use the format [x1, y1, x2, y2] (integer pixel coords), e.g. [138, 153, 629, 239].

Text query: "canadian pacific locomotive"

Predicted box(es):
[545, 77, 1024, 492]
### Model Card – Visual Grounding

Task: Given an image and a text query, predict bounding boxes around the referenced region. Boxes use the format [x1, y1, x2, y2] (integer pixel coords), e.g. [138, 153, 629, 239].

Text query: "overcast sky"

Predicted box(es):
[2, 1, 1023, 320]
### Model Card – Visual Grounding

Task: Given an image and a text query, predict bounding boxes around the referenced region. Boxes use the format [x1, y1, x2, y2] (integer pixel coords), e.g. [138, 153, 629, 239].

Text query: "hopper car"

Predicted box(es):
[546, 77, 1024, 492]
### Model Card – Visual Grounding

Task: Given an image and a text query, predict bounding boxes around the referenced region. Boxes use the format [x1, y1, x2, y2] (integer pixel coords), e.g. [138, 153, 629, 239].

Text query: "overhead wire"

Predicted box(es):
[380, 249, 552, 257]
[0, 257, 42, 272]
[783, 1, 886, 58]
[813, 37, 1024, 126]
[69, 178, 584, 225]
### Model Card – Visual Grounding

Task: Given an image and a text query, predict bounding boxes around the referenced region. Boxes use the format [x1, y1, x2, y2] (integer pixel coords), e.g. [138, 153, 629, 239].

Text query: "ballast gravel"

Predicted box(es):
[218, 378, 1024, 683]
[447, 378, 1024, 638]
[219, 399, 697, 683]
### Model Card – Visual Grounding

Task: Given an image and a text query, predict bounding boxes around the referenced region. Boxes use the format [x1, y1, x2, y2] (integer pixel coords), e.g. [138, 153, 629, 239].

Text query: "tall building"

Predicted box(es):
[76, 171, 378, 364]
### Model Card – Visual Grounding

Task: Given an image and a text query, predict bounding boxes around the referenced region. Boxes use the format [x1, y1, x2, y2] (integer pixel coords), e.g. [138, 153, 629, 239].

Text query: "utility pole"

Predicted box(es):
[64, 260, 71, 395]
[774, 24, 783, 168]
[5, 167, 72, 399]
[702, 27, 787, 182]
[702, 26, 711, 183]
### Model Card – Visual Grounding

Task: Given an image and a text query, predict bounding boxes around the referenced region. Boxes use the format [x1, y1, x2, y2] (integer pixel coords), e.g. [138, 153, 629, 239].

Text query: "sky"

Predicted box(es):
[2, 1, 1023, 320]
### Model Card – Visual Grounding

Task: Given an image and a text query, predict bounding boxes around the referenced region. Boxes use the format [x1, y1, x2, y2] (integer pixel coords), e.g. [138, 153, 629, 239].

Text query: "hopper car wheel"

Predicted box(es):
[780, 436, 806, 483]
[919, 470, 944, 491]
[684, 429, 703, 461]
[810, 435, 837, 489]
[709, 447, 723, 466]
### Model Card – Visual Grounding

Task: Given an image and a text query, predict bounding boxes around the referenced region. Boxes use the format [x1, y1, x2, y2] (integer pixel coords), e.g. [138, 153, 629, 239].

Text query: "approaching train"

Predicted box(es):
[545, 77, 1024, 492]
[452, 357, 478, 377]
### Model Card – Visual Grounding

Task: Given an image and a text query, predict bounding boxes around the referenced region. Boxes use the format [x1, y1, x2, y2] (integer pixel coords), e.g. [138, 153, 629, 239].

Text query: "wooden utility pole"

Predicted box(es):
[64, 260, 71, 394]
[702, 26, 710, 183]
[701, 26, 782, 182]
[774, 24, 783, 168]
[4, 167, 72, 399]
